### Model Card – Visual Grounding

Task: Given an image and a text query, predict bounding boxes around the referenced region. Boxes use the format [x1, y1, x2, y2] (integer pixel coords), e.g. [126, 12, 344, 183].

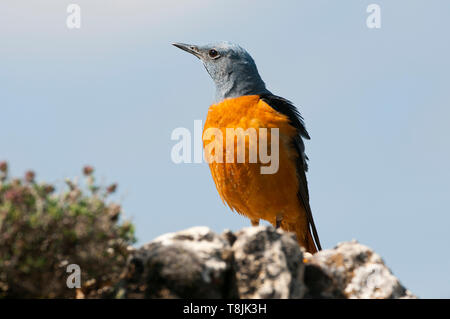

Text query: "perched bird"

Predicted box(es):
[173, 41, 321, 253]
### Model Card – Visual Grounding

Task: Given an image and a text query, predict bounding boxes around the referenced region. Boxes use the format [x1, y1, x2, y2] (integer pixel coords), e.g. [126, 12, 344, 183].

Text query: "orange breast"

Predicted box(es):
[202, 95, 306, 228]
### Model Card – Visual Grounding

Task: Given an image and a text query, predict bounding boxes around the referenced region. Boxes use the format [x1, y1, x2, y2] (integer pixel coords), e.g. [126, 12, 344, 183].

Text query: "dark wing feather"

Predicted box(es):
[260, 94, 322, 251]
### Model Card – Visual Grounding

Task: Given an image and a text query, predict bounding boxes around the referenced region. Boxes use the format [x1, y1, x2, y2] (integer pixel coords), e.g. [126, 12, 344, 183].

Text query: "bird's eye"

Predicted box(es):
[208, 49, 219, 59]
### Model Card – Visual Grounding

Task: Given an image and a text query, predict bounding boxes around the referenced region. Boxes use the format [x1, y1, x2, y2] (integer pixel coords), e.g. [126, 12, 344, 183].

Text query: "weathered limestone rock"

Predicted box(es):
[308, 241, 416, 299]
[231, 226, 306, 298]
[120, 226, 236, 298]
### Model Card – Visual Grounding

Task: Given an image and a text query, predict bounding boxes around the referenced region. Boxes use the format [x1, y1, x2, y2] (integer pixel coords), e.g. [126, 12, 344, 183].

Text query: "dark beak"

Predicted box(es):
[172, 43, 202, 59]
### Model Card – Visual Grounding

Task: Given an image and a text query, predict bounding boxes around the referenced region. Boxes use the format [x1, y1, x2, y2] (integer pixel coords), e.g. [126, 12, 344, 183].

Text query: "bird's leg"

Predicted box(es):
[275, 214, 283, 229]
[250, 218, 260, 226]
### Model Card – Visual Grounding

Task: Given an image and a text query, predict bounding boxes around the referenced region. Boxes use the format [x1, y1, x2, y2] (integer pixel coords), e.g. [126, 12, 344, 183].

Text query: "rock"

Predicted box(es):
[115, 227, 416, 299]
[119, 226, 236, 298]
[308, 240, 416, 299]
[231, 226, 305, 298]
[303, 262, 346, 299]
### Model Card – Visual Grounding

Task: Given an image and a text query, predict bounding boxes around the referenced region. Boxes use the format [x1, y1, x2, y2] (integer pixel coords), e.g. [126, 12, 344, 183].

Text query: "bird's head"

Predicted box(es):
[172, 41, 270, 102]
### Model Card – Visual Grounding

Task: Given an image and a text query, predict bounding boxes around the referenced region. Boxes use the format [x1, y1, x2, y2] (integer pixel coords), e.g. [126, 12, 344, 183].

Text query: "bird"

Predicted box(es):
[173, 41, 322, 253]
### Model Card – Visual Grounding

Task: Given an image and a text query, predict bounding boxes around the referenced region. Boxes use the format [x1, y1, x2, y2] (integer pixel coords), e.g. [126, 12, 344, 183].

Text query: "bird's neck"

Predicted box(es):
[214, 71, 270, 103]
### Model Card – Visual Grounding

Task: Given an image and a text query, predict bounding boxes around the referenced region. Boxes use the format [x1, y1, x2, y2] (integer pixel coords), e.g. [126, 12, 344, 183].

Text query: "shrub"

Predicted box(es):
[0, 162, 136, 298]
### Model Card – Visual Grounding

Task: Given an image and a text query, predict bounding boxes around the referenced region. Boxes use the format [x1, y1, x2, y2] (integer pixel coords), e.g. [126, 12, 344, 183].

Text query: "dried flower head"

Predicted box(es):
[106, 183, 117, 194]
[0, 161, 7, 173]
[25, 170, 35, 183]
[43, 184, 55, 194]
[83, 165, 94, 176]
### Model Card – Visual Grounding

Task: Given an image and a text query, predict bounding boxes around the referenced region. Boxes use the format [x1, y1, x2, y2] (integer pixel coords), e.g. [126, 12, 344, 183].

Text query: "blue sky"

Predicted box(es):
[1, 1, 449, 298]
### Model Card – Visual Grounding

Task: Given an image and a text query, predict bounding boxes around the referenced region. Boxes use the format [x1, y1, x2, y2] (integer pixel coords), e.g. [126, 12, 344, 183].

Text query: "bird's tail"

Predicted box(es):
[284, 219, 318, 254]
[300, 226, 318, 254]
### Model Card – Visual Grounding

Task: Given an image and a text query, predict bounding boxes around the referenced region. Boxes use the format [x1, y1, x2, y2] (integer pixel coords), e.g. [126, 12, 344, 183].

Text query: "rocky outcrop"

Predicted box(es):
[306, 240, 416, 299]
[113, 226, 416, 299]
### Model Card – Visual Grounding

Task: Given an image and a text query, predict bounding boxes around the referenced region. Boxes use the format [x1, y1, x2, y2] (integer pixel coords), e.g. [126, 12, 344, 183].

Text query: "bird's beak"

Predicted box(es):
[172, 43, 202, 59]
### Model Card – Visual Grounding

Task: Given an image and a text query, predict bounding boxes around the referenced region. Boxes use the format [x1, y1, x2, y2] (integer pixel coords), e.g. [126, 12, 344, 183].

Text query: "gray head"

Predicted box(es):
[173, 41, 271, 102]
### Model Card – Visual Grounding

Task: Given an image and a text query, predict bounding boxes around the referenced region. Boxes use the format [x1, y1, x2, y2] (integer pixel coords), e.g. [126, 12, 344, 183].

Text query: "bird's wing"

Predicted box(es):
[260, 94, 322, 251]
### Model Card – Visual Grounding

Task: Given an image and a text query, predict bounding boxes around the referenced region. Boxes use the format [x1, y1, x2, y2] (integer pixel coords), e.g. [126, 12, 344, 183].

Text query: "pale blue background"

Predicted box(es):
[1, 1, 449, 298]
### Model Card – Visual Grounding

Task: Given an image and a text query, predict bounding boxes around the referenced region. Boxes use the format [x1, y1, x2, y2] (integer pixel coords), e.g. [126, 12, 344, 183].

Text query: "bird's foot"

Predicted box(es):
[250, 218, 260, 227]
[275, 214, 283, 229]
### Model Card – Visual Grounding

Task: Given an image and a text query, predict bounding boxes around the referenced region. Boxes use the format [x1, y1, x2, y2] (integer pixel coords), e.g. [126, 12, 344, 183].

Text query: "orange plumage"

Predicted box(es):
[203, 95, 318, 253]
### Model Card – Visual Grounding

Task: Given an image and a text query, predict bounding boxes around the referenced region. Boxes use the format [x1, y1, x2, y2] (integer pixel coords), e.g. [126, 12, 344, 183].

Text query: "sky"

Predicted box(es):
[1, 0, 449, 298]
